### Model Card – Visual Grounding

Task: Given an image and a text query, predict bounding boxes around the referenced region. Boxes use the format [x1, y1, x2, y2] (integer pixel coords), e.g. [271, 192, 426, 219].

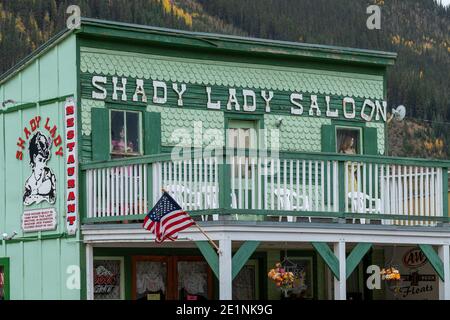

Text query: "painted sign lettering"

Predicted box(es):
[65, 97, 78, 235]
[16, 116, 63, 161]
[91, 75, 388, 123]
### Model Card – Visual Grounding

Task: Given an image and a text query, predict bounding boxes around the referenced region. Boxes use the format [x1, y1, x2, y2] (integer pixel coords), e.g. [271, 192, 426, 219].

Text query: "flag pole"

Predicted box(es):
[162, 188, 222, 255]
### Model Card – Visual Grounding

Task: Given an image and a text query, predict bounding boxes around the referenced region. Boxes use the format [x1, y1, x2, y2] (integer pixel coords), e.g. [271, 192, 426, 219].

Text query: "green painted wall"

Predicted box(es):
[80, 48, 384, 99]
[0, 35, 80, 299]
[79, 46, 386, 162]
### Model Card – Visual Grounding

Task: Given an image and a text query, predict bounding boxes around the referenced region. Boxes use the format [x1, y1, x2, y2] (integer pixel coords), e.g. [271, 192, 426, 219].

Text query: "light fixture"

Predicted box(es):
[1, 99, 16, 108]
[2, 231, 17, 240]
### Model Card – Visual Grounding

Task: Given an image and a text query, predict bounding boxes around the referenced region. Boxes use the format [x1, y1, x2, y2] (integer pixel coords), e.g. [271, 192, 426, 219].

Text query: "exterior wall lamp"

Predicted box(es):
[2, 231, 17, 241]
[1, 99, 16, 108]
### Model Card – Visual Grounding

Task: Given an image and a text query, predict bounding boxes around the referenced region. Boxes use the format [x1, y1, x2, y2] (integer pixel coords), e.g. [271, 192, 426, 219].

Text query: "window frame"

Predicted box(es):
[0, 257, 10, 300]
[335, 125, 364, 155]
[109, 109, 143, 157]
[93, 256, 125, 300]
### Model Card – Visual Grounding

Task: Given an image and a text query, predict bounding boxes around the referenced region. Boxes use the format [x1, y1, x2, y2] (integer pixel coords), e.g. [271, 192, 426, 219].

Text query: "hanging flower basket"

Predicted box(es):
[268, 263, 296, 293]
[381, 266, 401, 281]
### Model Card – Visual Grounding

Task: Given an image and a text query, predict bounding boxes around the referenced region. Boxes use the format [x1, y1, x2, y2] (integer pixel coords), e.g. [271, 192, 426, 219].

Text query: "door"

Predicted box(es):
[228, 120, 258, 211]
[132, 256, 169, 300]
[132, 256, 213, 300]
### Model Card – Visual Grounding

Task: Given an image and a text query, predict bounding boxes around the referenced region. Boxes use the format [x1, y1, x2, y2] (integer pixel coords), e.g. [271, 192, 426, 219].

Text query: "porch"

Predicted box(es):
[82, 221, 450, 300]
[81, 149, 450, 227]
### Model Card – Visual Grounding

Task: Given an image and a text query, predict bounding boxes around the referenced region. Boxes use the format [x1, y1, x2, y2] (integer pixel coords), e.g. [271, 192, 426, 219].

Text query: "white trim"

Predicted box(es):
[82, 223, 450, 246]
[439, 245, 450, 300]
[219, 238, 232, 300]
[334, 241, 346, 300]
[86, 244, 94, 300]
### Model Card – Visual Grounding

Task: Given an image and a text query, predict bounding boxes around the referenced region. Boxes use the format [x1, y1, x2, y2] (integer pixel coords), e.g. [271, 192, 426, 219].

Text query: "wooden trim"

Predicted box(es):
[311, 242, 340, 280]
[195, 241, 219, 279]
[418, 244, 445, 281]
[81, 148, 450, 170]
[79, 18, 397, 67]
[346, 243, 372, 279]
[232, 241, 260, 280]
[82, 208, 450, 224]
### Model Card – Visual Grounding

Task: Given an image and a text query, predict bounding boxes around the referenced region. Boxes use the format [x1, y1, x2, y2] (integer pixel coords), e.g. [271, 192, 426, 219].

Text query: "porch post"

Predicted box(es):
[86, 243, 94, 300]
[438, 244, 450, 300]
[333, 241, 346, 300]
[219, 238, 232, 300]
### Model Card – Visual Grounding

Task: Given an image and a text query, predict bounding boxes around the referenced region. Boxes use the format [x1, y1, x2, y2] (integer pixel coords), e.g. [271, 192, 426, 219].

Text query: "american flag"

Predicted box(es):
[143, 192, 195, 243]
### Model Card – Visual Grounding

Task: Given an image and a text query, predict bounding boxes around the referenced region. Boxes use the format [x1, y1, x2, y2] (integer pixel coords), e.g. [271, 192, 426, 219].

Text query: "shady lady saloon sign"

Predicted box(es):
[91, 75, 388, 122]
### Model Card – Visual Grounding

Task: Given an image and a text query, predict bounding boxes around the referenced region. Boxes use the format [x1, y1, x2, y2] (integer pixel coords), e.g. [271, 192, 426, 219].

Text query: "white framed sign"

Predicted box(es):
[21, 208, 57, 232]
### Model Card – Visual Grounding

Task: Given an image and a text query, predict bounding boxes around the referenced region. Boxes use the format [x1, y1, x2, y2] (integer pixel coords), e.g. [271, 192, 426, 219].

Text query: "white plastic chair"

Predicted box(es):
[165, 184, 204, 218]
[348, 192, 382, 224]
[200, 185, 219, 221]
[273, 189, 311, 222]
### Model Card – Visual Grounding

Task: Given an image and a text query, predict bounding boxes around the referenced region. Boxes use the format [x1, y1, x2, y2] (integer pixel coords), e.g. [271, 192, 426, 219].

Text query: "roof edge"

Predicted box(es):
[0, 28, 74, 85]
[79, 18, 397, 65]
[0, 17, 397, 86]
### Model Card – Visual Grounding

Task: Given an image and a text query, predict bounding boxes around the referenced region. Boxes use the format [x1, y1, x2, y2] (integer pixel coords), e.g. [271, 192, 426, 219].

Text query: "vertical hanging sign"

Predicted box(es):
[65, 97, 78, 235]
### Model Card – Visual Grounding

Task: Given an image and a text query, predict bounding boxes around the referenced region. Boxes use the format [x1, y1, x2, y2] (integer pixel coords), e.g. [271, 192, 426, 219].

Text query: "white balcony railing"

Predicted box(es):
[83, 150, 449, 226]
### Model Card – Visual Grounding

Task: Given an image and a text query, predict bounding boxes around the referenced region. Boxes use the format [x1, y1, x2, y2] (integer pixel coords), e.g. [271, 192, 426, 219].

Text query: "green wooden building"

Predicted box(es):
[0, 18, 449, 300]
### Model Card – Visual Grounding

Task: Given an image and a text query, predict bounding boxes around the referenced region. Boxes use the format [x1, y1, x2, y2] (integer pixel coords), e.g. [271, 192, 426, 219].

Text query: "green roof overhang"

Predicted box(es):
[0, 17, 397, 85]
[78, 18, 397, 67]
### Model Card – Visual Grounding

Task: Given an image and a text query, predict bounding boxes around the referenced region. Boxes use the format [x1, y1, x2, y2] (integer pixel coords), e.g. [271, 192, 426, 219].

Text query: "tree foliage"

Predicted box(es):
[0, 0, 448, 158]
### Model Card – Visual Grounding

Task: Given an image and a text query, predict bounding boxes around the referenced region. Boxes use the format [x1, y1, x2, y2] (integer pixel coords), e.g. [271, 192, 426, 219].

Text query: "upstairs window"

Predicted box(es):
[110, 110, 142, 157]
[336, 127, 362, 155]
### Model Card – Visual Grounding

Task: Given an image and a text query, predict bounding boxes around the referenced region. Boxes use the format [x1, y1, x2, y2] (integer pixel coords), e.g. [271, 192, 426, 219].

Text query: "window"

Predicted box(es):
[228, 120, 258, 178]
[0, 266, 4, 300]
[110, 110, 142, 157]
[134, 258, 168, 300]
[233, 260, 259, 300]
[177, 261, 209, 300]
[0, 258, 8, 300]
[93, 258, 125, 300]
[336, 127, 362, 155]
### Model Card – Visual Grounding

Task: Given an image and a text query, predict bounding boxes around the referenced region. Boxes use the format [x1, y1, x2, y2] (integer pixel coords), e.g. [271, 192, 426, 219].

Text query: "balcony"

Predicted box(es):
[81, 149, 450, 227]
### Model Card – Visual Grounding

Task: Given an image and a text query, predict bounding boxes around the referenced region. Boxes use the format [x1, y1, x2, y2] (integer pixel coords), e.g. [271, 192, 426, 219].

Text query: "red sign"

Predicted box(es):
[15, 116, 63, 160]
[65, 97, 78, 235]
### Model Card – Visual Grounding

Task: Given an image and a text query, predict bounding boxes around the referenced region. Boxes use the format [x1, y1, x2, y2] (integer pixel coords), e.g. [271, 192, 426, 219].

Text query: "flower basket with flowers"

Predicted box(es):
[381, 266, 401, 281]
[268, 263, 296, 296]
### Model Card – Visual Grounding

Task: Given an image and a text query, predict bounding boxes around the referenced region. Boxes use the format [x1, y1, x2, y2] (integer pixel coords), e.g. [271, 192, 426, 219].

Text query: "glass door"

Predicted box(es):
[132, 256, 213, 300]
[176, 257, 213, 300]
[132, 256, 169, 300]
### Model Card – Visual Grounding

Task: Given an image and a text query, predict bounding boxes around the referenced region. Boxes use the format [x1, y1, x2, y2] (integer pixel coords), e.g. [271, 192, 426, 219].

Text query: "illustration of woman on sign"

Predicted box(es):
[23, 131, 57, 205]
